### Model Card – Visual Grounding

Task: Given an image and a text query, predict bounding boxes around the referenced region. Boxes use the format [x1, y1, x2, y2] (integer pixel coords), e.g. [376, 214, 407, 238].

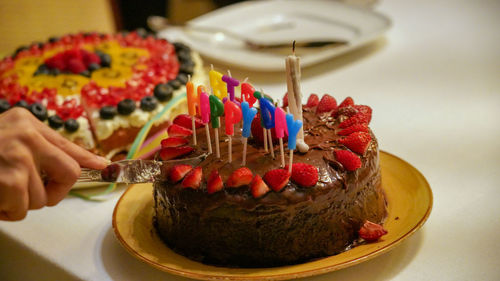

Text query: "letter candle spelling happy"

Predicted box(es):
[209, 65, 228, 100]
[200, 91, 212, 154]
[241, 101, 257, 166]
[224, 100, 242, 163]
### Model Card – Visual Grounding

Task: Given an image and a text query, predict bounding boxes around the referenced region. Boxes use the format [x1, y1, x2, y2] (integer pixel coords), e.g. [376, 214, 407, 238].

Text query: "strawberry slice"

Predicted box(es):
[250, 175, 270, 198]
[338, 131, 372, 154]
[305, 94, 319, 107]
[161, 137, 189, 148]
[226, 167, 253, 188]
[207, 170, 224, 194]
[159, 146, 194, 160]
[338, 96, 355, 108]
[169, 164, 192, 182]
[173, 114, 204, 129]
[284, 163, 318, 187]
[283, 93, 288, 107]
[354, 105, 372, 123]
[334, 150, 362, 171]
[182, 166, 202, 189]
[337, 124, 369, 136]
[339, 112, 371, 128]
[358, 220, 388, 241]
[316, 94, 337, 113]
[167, 124, 192, 137]
[263, 169, 290, 192]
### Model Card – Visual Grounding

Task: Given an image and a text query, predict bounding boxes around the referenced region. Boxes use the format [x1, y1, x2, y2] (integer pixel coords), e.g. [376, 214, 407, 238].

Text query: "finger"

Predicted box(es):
[36, 140, 81, 206]
[0, 168, 29, 221]
[27, 114, 108, 169]
[27, 158, 47, 210]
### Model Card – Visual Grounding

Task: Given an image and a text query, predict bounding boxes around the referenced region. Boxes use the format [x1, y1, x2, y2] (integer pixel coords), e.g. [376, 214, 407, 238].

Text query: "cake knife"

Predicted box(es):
[77, 155, 207, 184]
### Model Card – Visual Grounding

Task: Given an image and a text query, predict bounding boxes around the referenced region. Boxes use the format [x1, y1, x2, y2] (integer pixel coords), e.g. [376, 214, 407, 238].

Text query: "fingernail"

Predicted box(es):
[97, 155, 111, 165]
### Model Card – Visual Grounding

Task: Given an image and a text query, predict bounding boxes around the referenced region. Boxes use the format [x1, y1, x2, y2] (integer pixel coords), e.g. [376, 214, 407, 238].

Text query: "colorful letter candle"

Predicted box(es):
[241, 82, 257, 107]
[224, 100, 242, 163]
[209, 95, 224, 158]
[274, 107, 288, 167]
[209, 68, 227, 100]
[260, 98, 276, 159]
[200, 92, 212, 154]
[286, 113, 303, 173]
[222, 74, 239, 102]
[241, 101, 257, 166]
[253, 91, 268, 152]
[186, 78, 199, 145]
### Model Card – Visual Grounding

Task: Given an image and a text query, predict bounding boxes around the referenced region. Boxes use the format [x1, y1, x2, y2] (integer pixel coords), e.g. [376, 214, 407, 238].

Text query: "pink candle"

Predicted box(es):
[200, 91, 212, 154]
[275, 107, 288, 167]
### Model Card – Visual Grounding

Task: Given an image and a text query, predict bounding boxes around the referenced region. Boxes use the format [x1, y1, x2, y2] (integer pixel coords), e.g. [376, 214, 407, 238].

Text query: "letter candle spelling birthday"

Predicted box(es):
[186, 76, 199, 145]
[200, 91, 212, 154]
[241, 81, 257, 107]
[286, 113, 303, 173]
[209, 95, 224, 158]
[224, 100, 242, 163]
[260, 98, 276, 159]
[274, 107, 288, 167]
[253, 91, 268, 152]
[241, 101, 257, 166]
[209, 65, 228, 100]
[222, 72, 239, 102]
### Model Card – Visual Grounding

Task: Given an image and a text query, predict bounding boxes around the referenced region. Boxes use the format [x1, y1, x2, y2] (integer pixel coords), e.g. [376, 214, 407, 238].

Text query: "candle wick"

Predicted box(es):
[188, 74, 191, 82]
[227, 70, 232, 77]
[210, 64, 214, 70]
[292, 40, 296, 55]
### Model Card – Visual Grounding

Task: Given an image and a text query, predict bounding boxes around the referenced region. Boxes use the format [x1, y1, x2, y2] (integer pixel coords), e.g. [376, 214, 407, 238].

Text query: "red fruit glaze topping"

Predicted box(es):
[337, 124, 369, 136]
[207, 170, 224, 194]
[173, 114, 204, 129]
[226, 167, 253, 188]
[285, 163, 318, 187]
[159, 146, 194, 160]
[182, 166, 202, 189]
[358, 220, 388, 241]
[167, 124, 192, 137]
[334, 150, 362, 171]
[169, 164, 193, 182]
[338, 96, 354, 108]
[305, 94, 319, 107]
[316, 94, 337, 113]
[161, 137, 189, 148]
[250, 175, 270, 198]
[338, 131, 372, 155]
[263, 169, 290, 192]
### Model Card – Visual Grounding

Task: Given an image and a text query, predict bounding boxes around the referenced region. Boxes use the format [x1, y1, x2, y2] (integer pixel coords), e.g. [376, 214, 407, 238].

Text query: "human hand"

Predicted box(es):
[0, 108, 108, 221]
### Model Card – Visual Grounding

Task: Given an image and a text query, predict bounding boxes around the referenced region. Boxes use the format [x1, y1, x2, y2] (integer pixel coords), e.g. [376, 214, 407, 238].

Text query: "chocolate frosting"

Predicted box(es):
[154, 106, 387, 267]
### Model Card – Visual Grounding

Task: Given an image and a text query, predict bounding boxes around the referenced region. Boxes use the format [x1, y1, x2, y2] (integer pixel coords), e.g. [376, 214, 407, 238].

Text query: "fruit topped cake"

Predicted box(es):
[153, 92, 388, 267]
[0, 31, 204, 158]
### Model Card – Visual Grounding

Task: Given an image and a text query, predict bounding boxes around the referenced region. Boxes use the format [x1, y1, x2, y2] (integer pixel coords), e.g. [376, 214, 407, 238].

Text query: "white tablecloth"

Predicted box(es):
[1, 0, 499, 280]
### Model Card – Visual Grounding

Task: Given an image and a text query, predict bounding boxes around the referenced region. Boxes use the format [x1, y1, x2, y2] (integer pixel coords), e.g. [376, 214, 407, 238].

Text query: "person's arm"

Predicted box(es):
[0, 108, 108, 221]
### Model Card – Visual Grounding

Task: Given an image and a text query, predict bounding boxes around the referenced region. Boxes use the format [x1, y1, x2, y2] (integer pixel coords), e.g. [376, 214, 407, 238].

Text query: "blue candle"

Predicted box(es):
[241, 101, 257, 138]
[260, 98, 276, 129]
[286, 113, 302, 150]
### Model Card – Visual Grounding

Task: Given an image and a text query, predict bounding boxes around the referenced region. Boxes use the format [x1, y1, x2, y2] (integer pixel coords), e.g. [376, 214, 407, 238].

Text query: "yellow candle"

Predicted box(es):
[209, 69, 227, 100]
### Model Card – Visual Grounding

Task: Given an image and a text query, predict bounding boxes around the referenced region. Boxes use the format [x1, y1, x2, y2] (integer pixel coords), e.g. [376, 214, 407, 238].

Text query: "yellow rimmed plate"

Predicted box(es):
[112, 151, 432, 280]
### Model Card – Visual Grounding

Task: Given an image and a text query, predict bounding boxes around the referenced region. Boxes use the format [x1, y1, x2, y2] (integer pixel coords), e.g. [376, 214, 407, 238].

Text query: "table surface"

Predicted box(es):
[1, 0, 499, 280]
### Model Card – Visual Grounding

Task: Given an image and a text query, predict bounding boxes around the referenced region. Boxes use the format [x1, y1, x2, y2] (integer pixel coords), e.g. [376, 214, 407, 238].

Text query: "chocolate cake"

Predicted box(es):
[153, 95, 387, 267]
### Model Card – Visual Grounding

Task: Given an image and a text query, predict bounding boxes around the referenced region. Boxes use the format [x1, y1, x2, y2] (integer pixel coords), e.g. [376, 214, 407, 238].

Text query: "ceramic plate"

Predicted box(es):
[112, 151, 432, 280]
[158, 0, 391, 71]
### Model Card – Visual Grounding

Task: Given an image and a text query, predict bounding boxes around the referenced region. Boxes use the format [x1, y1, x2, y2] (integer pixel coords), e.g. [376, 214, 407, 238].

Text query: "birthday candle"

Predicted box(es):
[274, 107, 288, 167]
[254, 91, 268, 152]
[186, 78, 198, 145]
[209, 69, 227, 100]
[224, 100, 242, 163]
[241, 101, 258, 166]
[241, 82, 257, 107]
[209, 95, 224, 158]
[200, 92, 212, 154]
[222, 75, 239, 102]
[260, 98, 276, 159]
[286, 113, 303, 173]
